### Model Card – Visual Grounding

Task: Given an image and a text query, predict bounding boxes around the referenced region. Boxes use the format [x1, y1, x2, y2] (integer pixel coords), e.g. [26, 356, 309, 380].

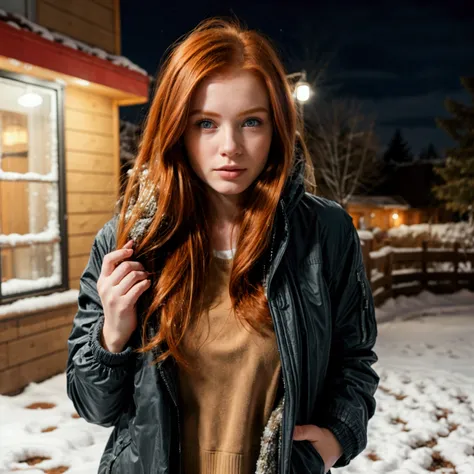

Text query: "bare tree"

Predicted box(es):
[307, 99, 381, 208]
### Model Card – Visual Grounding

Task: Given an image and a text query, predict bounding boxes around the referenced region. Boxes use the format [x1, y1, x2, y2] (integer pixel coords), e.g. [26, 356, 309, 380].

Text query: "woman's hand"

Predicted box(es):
[293, 424, 343, 473]
[97, 239, 151, 353]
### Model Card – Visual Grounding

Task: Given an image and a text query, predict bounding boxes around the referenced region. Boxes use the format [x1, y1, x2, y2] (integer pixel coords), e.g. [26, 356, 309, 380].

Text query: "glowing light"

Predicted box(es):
[3, 126, 28, 146]
[18, 92, 43, 108]
[295, 83, 311, 102]
[75, 79, 90, 86]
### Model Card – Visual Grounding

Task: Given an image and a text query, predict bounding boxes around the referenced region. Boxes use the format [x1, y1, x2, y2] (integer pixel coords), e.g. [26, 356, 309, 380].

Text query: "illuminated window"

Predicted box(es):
[0, 71, 67, 303]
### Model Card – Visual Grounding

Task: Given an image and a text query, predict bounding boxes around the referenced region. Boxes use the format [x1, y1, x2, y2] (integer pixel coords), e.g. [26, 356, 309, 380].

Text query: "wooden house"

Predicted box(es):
[0, 0, 148, 394]
[346, 195, 423, 230]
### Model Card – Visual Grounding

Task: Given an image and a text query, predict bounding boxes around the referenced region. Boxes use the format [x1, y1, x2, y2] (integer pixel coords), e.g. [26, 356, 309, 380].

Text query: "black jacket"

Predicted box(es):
[67, 175, 379, 474]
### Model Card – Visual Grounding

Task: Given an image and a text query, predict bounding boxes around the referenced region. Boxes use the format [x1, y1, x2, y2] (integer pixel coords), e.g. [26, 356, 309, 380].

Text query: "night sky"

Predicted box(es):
[119, 0, 474, 156]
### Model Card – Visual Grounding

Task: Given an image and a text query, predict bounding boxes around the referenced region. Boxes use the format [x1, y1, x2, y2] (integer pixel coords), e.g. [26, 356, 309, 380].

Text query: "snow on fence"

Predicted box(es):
[360, 239, 474, 307]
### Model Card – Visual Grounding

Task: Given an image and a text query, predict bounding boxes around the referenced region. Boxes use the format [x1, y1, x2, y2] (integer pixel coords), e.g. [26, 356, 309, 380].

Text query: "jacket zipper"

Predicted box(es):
[159, 364, 182, 474]
[265, 201, 291, 474]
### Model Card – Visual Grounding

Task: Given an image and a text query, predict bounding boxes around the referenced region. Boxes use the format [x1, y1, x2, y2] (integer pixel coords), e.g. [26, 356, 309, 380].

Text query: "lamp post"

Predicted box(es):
[286, 69, 312, 124]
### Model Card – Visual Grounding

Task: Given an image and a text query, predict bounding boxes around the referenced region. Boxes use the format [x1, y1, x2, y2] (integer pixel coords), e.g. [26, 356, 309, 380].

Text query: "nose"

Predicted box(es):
[219, 125, 242, 158]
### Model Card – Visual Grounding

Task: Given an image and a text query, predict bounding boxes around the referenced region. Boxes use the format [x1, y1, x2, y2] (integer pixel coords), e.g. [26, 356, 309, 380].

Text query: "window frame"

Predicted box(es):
[0, 68, 68, 305]
[25, 0, 36, 21]
[0, 0, 36, 20]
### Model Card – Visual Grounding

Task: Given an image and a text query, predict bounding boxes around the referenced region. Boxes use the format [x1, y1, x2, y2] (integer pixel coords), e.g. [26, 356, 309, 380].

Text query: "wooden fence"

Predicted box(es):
[360, 240, 474, 307]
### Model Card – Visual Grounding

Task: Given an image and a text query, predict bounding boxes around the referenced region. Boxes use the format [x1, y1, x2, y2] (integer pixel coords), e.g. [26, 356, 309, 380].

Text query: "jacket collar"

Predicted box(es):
[280, 142, 306, 218]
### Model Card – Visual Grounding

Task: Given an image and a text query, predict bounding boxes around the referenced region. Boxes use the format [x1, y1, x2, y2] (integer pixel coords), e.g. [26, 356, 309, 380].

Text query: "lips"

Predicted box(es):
[215, 167, 246, 179]
[216, 166, 245, 171]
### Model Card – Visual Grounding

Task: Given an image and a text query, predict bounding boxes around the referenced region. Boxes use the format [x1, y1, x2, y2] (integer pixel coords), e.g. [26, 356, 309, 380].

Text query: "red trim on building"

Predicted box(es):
[0, 21, 148, 98]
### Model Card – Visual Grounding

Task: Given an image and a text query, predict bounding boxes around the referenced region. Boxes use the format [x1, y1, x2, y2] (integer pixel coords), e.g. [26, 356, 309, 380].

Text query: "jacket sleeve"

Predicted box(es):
[66, 217, 135, 427]
[317, 213, 380, 468]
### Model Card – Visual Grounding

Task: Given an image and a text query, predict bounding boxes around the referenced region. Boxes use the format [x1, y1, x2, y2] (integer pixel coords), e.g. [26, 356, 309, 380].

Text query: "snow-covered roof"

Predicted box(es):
[349, 195, 411, 209]
[0, 9, 147, 76]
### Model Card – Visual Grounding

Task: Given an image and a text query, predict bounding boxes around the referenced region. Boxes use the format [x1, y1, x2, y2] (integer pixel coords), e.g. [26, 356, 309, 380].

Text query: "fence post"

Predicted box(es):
[453, 242, 460, 292]
[384, 251, 393, 299]
[421, 241, 428, 290]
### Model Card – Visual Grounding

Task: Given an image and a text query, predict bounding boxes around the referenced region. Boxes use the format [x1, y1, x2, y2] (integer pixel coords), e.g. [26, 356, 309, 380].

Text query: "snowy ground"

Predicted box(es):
[1, 291, 474, 474]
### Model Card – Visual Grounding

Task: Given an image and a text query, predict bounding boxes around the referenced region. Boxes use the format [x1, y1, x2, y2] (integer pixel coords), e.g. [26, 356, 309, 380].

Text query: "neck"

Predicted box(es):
[207, 189, 241, 251]
[207, 188, 241, 222]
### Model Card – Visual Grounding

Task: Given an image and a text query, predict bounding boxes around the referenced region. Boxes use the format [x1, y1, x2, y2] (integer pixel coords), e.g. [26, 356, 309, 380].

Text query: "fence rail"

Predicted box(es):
[361, 240, 474, 307]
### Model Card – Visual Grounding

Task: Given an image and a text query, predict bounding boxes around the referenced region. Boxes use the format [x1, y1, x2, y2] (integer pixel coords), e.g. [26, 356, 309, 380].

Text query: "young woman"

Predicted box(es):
[67, 18, 379, 474]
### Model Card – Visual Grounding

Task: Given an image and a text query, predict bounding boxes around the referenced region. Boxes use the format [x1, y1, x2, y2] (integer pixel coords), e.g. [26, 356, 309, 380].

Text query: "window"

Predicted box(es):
[0, 70, 67, 304]
[0, 0, 36, 20]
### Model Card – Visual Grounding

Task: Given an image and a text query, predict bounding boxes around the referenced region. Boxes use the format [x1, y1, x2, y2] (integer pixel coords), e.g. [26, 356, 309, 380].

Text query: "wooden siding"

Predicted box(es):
[0, 304, 77, 394]
[36, 0, 119, 54]
[65, 86, 119, 292]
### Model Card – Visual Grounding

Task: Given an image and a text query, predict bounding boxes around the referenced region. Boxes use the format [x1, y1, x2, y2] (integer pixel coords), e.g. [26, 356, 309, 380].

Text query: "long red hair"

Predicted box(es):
[117, 18, 312, 369]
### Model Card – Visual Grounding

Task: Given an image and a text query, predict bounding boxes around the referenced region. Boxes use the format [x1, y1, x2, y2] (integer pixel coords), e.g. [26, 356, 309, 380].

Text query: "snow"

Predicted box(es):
[371, 270, 384, 281]
[0, 170, 56, 182]
[357, 230, 374, 240]
[1, 276, 61, 297]
[388, 223, 474, 248]
[358, 223, 474, 248]
[375, 289, 474, 324]
[391, 281, 421, 290]
[369, 246, 444, 259]
[0, 9, 148, 76]
[370, 246, 393, 259]
[1, 290, 474, 473]
[0, 289, 78, 317]
[392, 268, 419, 275]
[0, 230, 59, 246]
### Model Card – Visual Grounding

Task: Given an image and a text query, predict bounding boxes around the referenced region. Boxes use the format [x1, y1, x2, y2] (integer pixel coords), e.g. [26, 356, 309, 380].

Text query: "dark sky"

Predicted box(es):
[119, 0, 474, 156]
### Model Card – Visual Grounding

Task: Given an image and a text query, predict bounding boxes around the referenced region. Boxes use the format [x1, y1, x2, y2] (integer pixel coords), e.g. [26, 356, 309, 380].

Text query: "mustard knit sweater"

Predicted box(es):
[178, 255, 282, 474]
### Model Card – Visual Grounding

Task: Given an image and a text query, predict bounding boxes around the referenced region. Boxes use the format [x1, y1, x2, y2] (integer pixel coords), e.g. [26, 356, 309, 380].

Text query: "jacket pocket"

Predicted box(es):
[107, 431, 132, 474]
[291, 439, 325, 473]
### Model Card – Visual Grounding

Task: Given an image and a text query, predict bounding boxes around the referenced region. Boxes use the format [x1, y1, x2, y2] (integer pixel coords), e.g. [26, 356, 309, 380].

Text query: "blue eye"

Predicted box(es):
[197, 120, 214, 129]
[244, 118, 262, 127]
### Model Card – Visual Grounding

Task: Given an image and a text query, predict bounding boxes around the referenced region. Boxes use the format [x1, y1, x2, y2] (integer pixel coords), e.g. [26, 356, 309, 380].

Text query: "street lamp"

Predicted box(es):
[286, 70, 312, 124]
[295, 82, 311, 102]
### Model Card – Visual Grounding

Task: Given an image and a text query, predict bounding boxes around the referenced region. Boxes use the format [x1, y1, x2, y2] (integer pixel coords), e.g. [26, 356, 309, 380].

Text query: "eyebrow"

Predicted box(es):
[189, 106, 269, 117]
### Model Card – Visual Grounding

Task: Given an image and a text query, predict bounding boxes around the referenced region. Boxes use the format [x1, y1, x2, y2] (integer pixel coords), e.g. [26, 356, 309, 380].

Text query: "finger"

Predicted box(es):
[101, 242, 135, 277]
[124, 278, 151, 304]
[293, 425, 322, 442]
[123, 239, 134, 249]
[109, 261, 146, 287]
[115, 270, 149, 296]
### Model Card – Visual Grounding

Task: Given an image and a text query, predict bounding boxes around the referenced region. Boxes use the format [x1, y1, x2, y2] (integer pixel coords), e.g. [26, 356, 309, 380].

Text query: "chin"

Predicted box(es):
[211, 182, 250, 196]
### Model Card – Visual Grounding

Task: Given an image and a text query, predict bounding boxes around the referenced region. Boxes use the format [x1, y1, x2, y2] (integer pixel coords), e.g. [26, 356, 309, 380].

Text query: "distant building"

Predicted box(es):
[347, 195, 425, 230]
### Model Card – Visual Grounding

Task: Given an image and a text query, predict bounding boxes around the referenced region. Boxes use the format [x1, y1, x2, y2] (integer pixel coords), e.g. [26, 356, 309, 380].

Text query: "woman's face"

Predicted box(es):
[183, 69, 273, 199]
